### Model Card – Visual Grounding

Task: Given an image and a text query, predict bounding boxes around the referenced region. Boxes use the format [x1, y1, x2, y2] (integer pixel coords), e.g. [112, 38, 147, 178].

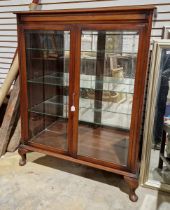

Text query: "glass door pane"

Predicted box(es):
[78, 30, 139, 165]
[25, 30, 70, 152]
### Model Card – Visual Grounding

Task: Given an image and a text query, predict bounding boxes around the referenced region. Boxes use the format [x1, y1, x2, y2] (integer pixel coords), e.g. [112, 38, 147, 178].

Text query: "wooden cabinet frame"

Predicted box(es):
[15, 6, 154, 202]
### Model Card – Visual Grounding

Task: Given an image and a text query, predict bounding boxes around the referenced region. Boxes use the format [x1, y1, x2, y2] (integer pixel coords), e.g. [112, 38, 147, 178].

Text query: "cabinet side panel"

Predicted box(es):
[128, 11, 153, 173]
[17, 16, 29, 142]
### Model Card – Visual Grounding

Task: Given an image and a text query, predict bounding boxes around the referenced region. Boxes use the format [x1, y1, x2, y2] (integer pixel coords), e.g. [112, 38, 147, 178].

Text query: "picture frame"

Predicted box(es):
[140, 39, 170, 192]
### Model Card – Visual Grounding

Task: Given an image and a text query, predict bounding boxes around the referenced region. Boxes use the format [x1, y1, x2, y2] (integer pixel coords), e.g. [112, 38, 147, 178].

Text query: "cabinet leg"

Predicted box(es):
[18, 147, 28, 166]
[124, 176, 138, 202]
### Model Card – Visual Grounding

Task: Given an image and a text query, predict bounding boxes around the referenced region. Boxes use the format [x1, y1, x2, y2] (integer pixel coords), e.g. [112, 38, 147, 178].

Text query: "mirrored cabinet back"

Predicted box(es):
[15, 6, 154, 202]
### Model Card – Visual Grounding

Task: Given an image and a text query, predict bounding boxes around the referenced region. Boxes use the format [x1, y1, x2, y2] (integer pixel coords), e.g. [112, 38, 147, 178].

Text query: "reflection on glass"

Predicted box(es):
[78, 30, 139, 165]
[150, 49, 170, 184]
[26, 30, 70, 151]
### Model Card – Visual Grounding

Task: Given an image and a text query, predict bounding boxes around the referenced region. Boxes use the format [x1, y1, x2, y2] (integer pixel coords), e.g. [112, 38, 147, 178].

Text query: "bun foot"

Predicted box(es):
[124, 176, 138, 202]
[19, 156, 26, 166]
[129, 192, 138, 202]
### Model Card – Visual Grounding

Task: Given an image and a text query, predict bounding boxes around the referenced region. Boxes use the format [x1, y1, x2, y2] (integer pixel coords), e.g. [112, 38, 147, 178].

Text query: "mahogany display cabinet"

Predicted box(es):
[15, 6, 154, 202]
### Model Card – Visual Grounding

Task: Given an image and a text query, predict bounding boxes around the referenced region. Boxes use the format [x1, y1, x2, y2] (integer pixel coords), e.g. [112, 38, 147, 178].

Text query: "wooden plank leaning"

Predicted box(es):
[0, 77, 19, 156]
[0, 54, 18, 109]
[7, 118, 21, 152]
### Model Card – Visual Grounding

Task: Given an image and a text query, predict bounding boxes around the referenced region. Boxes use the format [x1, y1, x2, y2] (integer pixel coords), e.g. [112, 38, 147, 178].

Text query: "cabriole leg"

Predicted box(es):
[124, 176, 138, 202]
[18, 147, 28, 166]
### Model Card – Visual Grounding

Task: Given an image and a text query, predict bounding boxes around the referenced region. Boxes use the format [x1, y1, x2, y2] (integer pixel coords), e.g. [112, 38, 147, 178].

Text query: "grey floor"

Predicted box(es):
[0, 152, 170, 210]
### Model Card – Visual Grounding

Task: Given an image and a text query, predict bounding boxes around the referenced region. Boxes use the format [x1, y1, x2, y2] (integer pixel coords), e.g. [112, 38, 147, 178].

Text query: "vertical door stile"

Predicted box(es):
[73, 26, 82, 157]
[127, 29, 143, 171]
[128, 26, 150, 173]
[68, 25, 81, 157]
[19, 26, 29, 142]
[68, 26, 75, 156]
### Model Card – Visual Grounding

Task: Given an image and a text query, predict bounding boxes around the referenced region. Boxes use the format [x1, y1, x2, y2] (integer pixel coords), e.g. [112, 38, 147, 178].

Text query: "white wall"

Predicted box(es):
[0, 0, 170, 86]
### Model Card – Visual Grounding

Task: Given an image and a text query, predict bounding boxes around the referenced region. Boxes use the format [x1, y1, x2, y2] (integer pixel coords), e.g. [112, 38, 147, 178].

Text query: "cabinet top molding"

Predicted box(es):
[14, 5, 155, 15]
[15, 6, 155, 24]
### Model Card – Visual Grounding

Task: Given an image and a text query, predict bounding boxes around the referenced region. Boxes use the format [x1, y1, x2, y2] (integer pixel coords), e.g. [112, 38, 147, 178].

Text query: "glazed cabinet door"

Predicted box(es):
[21, 28, 72, 153]
[76, 27, 141, 168]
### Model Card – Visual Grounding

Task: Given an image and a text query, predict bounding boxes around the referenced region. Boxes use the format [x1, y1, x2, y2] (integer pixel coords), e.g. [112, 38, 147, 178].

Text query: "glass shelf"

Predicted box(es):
[28, 95, 132, 117]
[27, 48, 70, 52]
[82, 31, 138, 35]
[81, 50, 137, 55]
[26, 30, 70, 34]
[26, 47, 137, 55]
[80, 74, 134, 85]
[80, 74, 134, 94]
[28, 95, 68, 118]
[80, 85, 134, 94]
[31, 57, 63, 61]
[79, 97, 132, 115]
[79, 99, 132, 130]
[79, 113, 131, 130]
[27, 73, 134, 93]
[28, 73, 69, 86]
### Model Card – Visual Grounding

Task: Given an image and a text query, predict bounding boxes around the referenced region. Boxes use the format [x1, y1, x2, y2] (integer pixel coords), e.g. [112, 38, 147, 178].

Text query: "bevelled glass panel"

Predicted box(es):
[25, 30, 70, 151]
[78, 30, 139, 166]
